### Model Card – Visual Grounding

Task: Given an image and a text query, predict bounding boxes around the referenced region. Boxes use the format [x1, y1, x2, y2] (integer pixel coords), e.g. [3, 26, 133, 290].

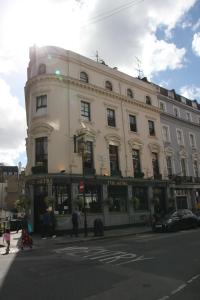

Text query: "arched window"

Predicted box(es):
[146, 95, 151, 105]
[127, 88, 133, 98]
[105, 80, 112, 91]
[80, 71, 89, 83]
[38, 64, 46, 75]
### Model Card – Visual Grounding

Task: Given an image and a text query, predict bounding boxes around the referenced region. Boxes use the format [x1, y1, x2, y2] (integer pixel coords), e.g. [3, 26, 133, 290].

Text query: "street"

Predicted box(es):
[0, 228, 200, 300]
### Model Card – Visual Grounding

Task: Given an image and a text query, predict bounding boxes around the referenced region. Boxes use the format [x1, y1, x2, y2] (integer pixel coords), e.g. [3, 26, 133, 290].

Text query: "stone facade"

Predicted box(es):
[25, 46, 172, 232]
[157, 86, 200, 210]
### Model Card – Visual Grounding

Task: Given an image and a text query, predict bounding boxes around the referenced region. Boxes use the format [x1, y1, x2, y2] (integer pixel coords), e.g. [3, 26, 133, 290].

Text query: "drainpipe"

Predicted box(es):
[119, 82, 128, 177]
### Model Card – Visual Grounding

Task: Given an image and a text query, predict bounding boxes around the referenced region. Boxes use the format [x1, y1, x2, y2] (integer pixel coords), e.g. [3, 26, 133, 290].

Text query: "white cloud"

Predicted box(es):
[0, 0, 196, 79]
[80, 0, 196, 78]
[140, 34, 186, 78]
[181, 20, 192, 29]
[180, 85, 200, 100]
[0, 0, 197, 166]
[0, 78, 26, 165]
[192, 32, 200, 56]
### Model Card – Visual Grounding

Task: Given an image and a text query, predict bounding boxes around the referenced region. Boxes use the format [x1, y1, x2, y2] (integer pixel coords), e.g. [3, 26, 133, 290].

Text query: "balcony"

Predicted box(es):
[169, 175, 194, 184]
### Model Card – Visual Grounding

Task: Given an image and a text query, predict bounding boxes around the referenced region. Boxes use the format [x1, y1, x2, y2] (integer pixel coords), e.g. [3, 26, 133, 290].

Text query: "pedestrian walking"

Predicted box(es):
[41, 210, 51, 238]
[21, 228, 33, 250]
[71, 208, 80, 237]
[49, 211, 56, 238]
[3, 229, 11, 254]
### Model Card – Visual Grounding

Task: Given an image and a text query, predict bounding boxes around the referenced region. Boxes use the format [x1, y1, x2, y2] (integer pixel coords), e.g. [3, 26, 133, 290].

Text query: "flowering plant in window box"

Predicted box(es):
[130, 197, 140, 210]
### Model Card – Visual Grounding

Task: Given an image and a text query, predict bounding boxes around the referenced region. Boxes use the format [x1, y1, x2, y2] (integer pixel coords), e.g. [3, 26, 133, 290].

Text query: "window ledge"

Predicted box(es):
[32, 113, 49, 121]
[129, 130, 139, 135]
[106, 125, 119, 130]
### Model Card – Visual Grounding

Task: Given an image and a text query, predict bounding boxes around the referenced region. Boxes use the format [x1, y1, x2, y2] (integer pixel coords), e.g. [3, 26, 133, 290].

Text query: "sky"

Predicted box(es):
[0, 0, 200, 167]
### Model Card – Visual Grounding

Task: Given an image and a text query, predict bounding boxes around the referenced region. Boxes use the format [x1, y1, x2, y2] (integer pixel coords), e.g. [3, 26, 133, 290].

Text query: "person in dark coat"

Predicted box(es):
[71, 209, 80, 237]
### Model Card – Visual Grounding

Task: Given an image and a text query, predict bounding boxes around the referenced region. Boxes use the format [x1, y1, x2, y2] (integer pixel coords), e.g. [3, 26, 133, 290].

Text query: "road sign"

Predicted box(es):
[79, 181, 84, 192]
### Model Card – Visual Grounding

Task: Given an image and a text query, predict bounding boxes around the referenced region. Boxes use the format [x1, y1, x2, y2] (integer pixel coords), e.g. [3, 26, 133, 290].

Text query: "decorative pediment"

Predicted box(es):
[76, 127, 97, 141]
[104, 133, 121, 146]
[29, 122, 54, 137]
[178, 148, 188, 158]
[164, 146, 174, 156]
[128, 138, 143, 151]
[192, 151, 199, 161]
[148, 142, 161, 153]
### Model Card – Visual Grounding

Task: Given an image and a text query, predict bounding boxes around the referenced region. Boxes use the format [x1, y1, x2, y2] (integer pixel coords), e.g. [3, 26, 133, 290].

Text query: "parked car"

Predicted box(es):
[152, 209, 198, 232]
[194, 210, 200, 226]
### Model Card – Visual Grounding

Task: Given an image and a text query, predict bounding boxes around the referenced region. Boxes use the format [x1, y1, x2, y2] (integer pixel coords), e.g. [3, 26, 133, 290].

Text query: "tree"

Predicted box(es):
[15, 194, 31, 213]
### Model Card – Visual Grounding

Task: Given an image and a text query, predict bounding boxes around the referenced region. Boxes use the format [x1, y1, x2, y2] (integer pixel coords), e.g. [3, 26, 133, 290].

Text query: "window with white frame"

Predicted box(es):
[176, 129, 184, 145]
[162, 125, 170, 142]
[36, 95, 47, 111]
[180, 158, 187, 176]
[148, 120, 155, 136]
[127, 88, 133, 98]
[166, 156, 173, 176]
[81, 101, 91, 121]
[173, 106, 180, 117]
[129, 114, 137, 132]
[146, 95, 151, 105]
[159, 101, 166, 112]
[186, 111, 191, 121]
[193, 160, 199, 177]
[189, 133, 196, 148]
[80, 71, 89, 83]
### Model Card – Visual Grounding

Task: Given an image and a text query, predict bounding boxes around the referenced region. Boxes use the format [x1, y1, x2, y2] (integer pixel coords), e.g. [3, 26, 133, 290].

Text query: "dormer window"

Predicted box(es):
[127, 88, 133, 98]
[80, 71, 89, 83]
[105, 81, 112, 91]
[146, 96, 151, 105]
[38, 64, 46, 75]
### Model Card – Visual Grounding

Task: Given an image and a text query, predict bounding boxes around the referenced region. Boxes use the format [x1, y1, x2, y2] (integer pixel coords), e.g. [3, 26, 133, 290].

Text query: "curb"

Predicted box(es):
[42, 229, 152, 246]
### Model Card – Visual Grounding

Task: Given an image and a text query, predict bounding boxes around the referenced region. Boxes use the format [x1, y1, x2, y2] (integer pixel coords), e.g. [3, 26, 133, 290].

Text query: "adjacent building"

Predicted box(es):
[156, 86, 200, 210]
[0, 165, 19, 219]
[25, 46, 171, 232]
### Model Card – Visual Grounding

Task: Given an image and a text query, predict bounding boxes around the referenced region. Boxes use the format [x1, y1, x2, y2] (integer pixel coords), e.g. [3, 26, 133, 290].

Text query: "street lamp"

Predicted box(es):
[78, 138, 88, 237]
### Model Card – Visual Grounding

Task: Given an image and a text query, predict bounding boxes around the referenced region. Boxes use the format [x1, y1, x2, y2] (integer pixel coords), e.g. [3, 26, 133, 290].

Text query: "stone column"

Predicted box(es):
[148, 185, 154, 216]
[127, 184, 134, 224]
[189, 189, 196, 210]
[102, 184, 109, 226]
[71, 182, 79, 210]
[28, 184, 34, 231]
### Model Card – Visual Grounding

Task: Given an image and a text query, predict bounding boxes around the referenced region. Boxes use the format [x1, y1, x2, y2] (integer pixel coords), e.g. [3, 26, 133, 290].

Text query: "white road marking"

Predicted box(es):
[157, 296, 169, 300]
[116, 255, 154, 266]
[171, 284, 187, 295]
[187, 274, 200, 283]
[156, 273, 200, 300]
[54, 246, 154, 266]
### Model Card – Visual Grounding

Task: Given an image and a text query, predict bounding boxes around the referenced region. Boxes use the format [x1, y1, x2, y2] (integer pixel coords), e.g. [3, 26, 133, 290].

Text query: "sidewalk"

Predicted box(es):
[0, 225, 152, 254]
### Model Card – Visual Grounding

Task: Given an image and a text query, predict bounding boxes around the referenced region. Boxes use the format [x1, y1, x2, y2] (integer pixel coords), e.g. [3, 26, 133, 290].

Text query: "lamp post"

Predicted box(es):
[79, 139, 88, 237]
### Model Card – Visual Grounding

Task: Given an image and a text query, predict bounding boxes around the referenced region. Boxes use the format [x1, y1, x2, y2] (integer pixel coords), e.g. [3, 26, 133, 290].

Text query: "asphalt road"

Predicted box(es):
[0, 228, 200, 300]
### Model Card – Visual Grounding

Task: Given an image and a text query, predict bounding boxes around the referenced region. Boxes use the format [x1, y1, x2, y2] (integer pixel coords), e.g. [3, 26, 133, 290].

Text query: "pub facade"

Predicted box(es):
[25, 45, 171, 231]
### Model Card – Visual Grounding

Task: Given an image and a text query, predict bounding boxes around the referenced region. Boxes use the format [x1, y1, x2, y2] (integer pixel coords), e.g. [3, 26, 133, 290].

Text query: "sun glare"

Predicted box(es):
[2, 0, 91, 56]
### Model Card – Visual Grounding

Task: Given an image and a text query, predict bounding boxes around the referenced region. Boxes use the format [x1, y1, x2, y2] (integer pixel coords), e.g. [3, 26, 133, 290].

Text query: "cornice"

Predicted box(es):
[161, 111, 200, 128]
[25, 75, 161, 114]
[30, 49, 155, 94]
